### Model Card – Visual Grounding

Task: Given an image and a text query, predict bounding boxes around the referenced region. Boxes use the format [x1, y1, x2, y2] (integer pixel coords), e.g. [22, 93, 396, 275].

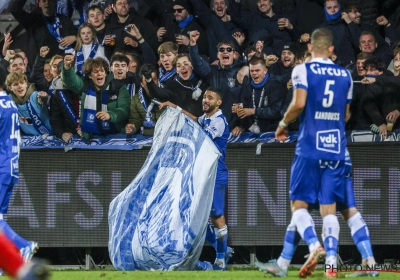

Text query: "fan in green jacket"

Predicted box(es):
[61, 55, 130, 140]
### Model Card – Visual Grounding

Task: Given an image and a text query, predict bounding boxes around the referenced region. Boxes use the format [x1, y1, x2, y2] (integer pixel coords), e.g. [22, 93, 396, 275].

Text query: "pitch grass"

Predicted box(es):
[49, 269, 400, 280]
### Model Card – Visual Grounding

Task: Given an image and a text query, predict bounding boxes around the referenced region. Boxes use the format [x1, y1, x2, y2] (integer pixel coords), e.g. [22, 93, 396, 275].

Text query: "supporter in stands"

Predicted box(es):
[267, 43, 298, 84]
[5, 72, 51, 136]
[229, 0, 301, 56]
[157, 0, 209, 57]
[30, 47, 63, 95]
[75, 23, 108, 76]
[359, 30, 396, 68]
[188, 32, 249, 136]
[62, 56, 130, 140]
[188, 0, 243, 62]
[316, 0, 356, 67]
[43, 59, 53, 82]
[126, 64, 165, 136]
[10, 0, 77, 68]
[347, 52, 373, 130]
[110, 54, 140, 98]
[234, 56, 286, 133]
[158, 42, 179, 88]
[1, 44, 31, 77]
[124, 51, 141, 74]
[143, 54, 209, 117]
[104, 0, 157, 58]
[87, 5, 107, 45]
[4, 54, 27, 74]
[355, 57, 400, 137]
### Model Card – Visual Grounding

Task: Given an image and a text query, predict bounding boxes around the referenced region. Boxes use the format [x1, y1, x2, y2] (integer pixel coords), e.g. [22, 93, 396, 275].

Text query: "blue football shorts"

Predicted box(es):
[0, 184, 14, 214]
[210, 184, 226, 216]
[290, 155, 346, 205]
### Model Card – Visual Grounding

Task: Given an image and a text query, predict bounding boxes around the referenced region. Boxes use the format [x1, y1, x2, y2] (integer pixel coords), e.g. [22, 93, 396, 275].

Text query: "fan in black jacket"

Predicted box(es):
[143, 54, 209, 117]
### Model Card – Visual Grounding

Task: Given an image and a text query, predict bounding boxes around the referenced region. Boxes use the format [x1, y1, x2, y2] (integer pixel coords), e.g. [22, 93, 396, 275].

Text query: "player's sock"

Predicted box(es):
[347, 212, 375, 265]
[0, 219, 30, 249]
[277, 219, 301, 270]
[0, 232, 24, 278]
[205, 222, 217, 250]
[323, 214, 339, 267]
[292, 209, 321, 252]
[215, 225, 228, 268]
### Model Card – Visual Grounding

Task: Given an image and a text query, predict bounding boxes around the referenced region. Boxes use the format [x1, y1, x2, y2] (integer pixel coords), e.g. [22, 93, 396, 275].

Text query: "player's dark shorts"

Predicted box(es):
[0, 184, 14, 214]
[290, 155, 346, 205]
[210, 184, 226, 216]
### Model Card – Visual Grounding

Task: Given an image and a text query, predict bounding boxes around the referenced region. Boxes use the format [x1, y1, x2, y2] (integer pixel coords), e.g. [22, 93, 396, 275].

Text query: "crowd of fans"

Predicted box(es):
[1, 0, 400, 141]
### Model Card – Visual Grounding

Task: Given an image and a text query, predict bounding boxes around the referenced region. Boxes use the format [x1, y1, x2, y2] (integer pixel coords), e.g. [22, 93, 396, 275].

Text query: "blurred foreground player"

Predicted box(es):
[0, 232, 49, 280]
[159, 87, 231, 270]
[0, 68, 38, 261]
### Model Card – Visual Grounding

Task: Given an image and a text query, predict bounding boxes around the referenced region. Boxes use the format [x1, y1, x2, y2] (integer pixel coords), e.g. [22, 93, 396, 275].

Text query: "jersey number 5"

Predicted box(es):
[322, 80, 335, 108]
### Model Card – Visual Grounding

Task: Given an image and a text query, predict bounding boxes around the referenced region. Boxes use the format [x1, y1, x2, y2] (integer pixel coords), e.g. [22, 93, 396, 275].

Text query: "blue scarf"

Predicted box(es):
[138, 87, 156, 128]
[58, 90, 78, 126]
[178, 14, 194, 29]
[159, 68, 177, 85]
[46, 16, 74, 54]
[324, 5, 341, 21]
[126, 83, 136, 98]
[26, 97, 51, 135]
[81, 85, 116, 134]
[76, 43, 99, 75]
[251, 73, 269, 89]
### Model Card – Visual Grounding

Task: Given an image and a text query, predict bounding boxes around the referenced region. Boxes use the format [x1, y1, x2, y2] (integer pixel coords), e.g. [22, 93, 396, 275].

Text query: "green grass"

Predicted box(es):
[48, 270, 400, 280]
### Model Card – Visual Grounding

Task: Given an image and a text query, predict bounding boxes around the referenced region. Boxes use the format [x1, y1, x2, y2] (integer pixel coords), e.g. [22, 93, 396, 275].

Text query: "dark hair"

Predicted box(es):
[342, 3, 358, 13]
[245, 45, 257, 56]
[138, 63, 157, 79]
[217, 40, 235, 50]
[249, 56, 266, 68]
[86, 4, 104, 17]
[173, 53, 190, 67]
[0, 65, 6, 88]
[83, 57, 110, 76]
[206, 86, 224, 100]
[110, 54, 130, 66]
[364, 57, 385, 72]
[356, 52, 373, 61]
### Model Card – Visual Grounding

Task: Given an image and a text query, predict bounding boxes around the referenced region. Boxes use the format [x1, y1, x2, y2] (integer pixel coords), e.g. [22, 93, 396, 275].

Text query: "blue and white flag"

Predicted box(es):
[108, 107, 220, 271]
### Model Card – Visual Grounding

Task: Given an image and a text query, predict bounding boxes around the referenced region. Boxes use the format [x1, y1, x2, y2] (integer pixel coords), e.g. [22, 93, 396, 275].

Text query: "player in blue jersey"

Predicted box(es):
[270, 28, 352, 278]
[256, 148, 379, 278]
[159, 87, 231, 270]
[0, 66, 39, 264]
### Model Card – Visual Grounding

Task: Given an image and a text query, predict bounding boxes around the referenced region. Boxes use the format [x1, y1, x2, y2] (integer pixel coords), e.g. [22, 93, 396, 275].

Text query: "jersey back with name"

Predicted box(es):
[0, 92, 20, 184]
[292, 58, 352, 160]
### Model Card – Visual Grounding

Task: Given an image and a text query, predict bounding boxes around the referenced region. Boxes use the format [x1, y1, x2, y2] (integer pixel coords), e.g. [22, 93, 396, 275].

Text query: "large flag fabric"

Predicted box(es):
[108, 107, 220, 271]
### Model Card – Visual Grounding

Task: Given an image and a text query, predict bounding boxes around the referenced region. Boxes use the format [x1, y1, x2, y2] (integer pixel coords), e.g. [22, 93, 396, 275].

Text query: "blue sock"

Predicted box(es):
[292, 209, 320, 252]
[0, 220, 29, 249]
[347, 212, 374, 260]
[215, 225, 228, 258]
[281, 223, 301, 260]
[205, 223, 217, 250]
[323, 215, 339, 265]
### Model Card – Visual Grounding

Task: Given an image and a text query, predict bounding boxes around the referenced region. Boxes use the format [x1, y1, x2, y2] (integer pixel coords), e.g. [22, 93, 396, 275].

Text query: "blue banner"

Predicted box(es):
[20, 129, 400, 150]
[108, 107, 219, 270]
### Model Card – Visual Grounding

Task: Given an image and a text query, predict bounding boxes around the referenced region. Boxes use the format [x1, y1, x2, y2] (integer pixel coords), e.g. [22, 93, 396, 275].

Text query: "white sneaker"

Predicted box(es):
[20, 241, 39, 262]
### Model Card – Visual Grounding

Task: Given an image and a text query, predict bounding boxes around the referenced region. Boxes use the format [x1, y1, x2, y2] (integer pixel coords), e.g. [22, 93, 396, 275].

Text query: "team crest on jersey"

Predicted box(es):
[263, 96, 268, 107]
[316, 129, 340, 154]
[228, 78, 235, 88]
